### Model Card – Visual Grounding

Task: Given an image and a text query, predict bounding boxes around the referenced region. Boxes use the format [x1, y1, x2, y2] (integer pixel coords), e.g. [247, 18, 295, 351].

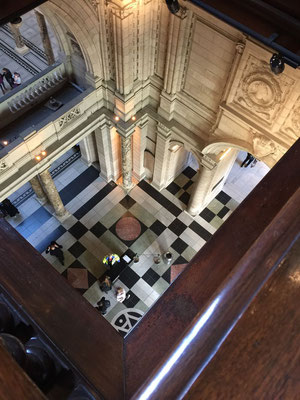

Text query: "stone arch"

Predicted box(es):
[39, 0, 104, 82]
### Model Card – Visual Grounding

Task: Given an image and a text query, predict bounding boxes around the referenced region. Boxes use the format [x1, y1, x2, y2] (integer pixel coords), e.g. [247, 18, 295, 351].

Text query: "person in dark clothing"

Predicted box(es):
[99, 276, 112, 293]
[0, 74, 6, 94]
[2, 68, 14, 89]
[46, 241, 64, 265]
[1, 199, 19, 217]
[241, 152, 255, 168]
[96, 297, 111, 315]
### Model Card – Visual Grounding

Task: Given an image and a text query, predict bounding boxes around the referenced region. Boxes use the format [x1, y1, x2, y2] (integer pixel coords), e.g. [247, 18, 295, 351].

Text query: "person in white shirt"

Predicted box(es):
[116, 287, 130, 303]
[13, 72, 21, 87]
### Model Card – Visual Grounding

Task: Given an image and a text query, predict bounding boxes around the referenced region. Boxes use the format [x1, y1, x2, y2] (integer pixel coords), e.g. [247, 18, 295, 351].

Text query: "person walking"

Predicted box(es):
[2, 68, 14, 89]
[96, 297, 111, 315]
[46, 241, 64, 265]
[0, 73, 6, 95]
[241, 152, 255, 168]
[1, 199, 19, 217]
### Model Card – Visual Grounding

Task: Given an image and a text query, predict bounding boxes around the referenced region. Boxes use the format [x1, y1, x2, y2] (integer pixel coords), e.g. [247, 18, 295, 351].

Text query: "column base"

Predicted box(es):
[121, 183, 135, 193]
[54, 210, 71, 222]
[15, 45, 29, 55]
[35, 196, 48, 206]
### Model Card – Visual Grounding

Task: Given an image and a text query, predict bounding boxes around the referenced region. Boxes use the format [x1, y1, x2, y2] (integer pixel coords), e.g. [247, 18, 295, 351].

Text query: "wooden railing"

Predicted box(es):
[0, 139, 299, 400]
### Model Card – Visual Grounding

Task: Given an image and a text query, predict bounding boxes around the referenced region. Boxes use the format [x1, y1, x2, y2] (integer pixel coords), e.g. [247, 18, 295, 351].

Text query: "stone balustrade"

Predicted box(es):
[0, 63, 66, 129]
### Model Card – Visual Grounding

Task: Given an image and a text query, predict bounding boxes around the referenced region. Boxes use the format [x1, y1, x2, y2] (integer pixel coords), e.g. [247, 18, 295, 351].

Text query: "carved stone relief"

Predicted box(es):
[252, 132, 276, 159]
[233, 54, 295, 124]
[280, 95, 300, 139]
[59, 108, 81, 128]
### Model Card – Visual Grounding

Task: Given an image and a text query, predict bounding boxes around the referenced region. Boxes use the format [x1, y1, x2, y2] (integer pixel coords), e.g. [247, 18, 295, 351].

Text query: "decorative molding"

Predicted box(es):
[0, 161, 8, 171]
[251, 131, 276, 159]
[106, 0, 137, 19]
[89, 0, 99, 12]
[280, 95, 300, 139]
[59, 108, 81, 129]
[233, 55, 295, 124]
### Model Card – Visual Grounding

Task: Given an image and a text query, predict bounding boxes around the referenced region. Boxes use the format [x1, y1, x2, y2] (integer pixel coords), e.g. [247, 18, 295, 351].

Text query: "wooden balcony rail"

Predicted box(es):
[0, 138, 299, 400]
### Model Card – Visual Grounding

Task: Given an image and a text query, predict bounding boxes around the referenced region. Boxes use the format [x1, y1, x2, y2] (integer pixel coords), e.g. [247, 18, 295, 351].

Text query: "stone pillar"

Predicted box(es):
[9, 18, 29, 55]
[152, 123, 172, 191]
[39, 169, 68, 219]
[120, 134, 133, 190]
[95, 121, 115, 182]
[34, 11, 55, 65]
[30, 176, 47, 205]
[187, 166, 216, 216]
[79, 133, 98, 166]
[108, 4, 135, 95]
[132, 116, 148, 181]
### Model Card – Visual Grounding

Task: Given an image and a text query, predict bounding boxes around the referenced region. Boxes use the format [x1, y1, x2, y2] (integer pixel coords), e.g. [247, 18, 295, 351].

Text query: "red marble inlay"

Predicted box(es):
[116, 217, 141, 241]
[67, 268, 89, 289]
[170, 264, 188, 283]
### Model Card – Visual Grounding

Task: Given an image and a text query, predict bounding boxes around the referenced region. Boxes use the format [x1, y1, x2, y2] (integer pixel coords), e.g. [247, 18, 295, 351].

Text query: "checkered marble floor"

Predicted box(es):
[7, 159, 240, 336]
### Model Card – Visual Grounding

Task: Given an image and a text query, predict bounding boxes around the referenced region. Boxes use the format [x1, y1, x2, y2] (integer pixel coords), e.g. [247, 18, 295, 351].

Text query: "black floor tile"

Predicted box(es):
[68, 241, 86, 258]
[74, 183, 115, 219]
[179, 192, 190, 205]
[171, 238, 188, 254]
[68, 221, 88, 239]
[59, 166, 99, 205]
[182, 180, 194, 191]
[138, 181, 182, 217]
[162, 267, 171, 284]
[173, 255, 188, 265]
[218, 206, 230, 219]
[149, 220, 166, 236]
[90, 222, 107, 238]
[168, 218, 187, 236]
[182, 166, 197, 179]
[200, 208, 215, 222]
[118, 268, 140, 289]
[189, 221, 212, 242]
[142, 268, 160, 286]
[166, 182, 181, 195]
[123, 290, 140, 308]
[215, 190, 231, 205]
[119, 195, 136, 209]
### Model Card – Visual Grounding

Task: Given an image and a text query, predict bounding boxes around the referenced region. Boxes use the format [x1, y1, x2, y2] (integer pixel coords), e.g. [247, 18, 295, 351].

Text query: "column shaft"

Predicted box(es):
[39, 169, 67, 217]
[9, 20, 29, 54]
[95, 123, 115, 181]
[30, 176, 47, 204]
[35, 11, 55, 65]
[121, 135, 132, 190]
[152, 123, 171, 190]
[187, 167, 215, 216]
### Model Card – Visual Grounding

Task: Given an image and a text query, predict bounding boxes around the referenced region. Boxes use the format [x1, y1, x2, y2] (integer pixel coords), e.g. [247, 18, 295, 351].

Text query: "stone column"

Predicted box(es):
[132, 116, 148, 181]
[120, 134, 133, 190]
[9, 18, 29, 55]
[152, 123, 172, 191]
[187, 165, 216, 216]
[35, 11, 55, 65]
[39, 169, 68, 219]
[79, 133, 98, 166]
[95, 121, 115, 181]
[30, 176, 47, 205]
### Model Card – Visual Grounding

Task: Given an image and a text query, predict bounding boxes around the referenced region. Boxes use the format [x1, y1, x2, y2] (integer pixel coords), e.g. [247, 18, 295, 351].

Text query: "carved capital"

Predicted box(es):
[59, 108, 81, 129]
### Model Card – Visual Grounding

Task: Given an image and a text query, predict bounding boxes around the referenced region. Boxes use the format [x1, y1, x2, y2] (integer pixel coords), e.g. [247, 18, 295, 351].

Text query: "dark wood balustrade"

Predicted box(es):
[0, 139, 299, 400]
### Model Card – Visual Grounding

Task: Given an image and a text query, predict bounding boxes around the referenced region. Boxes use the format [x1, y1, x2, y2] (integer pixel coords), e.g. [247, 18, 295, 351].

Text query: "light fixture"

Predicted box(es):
[165, 0, 180, 14]
[131, 116, 136, 121]
[35, 155, 41, 161]
[219, 148, 231, 161]
[41, 150, 47, 156]
[114, 115, 120, 122]
[270, 54, 285, 75]
[3, 141, 8, 146]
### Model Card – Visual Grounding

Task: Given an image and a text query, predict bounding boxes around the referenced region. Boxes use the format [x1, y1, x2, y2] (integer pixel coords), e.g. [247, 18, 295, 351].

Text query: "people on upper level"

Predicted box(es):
[2, 68, 14, 89]
[13, 72, 21, 87]
[0, 73, 6, 95]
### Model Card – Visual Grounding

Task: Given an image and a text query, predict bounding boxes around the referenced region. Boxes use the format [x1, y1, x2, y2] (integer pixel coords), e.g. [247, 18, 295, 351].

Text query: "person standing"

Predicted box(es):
[13, 72, 21, 87]
[46, 241, 64, 265]
[241, 153, 255, 168]
[2, 68, 14, 89]
[0, 74, 6, 95]
[102, 253, 120, 269]
[99, 276, 112, 293]
[1, 199, 19, 217]
[96, 297, 111, 315]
